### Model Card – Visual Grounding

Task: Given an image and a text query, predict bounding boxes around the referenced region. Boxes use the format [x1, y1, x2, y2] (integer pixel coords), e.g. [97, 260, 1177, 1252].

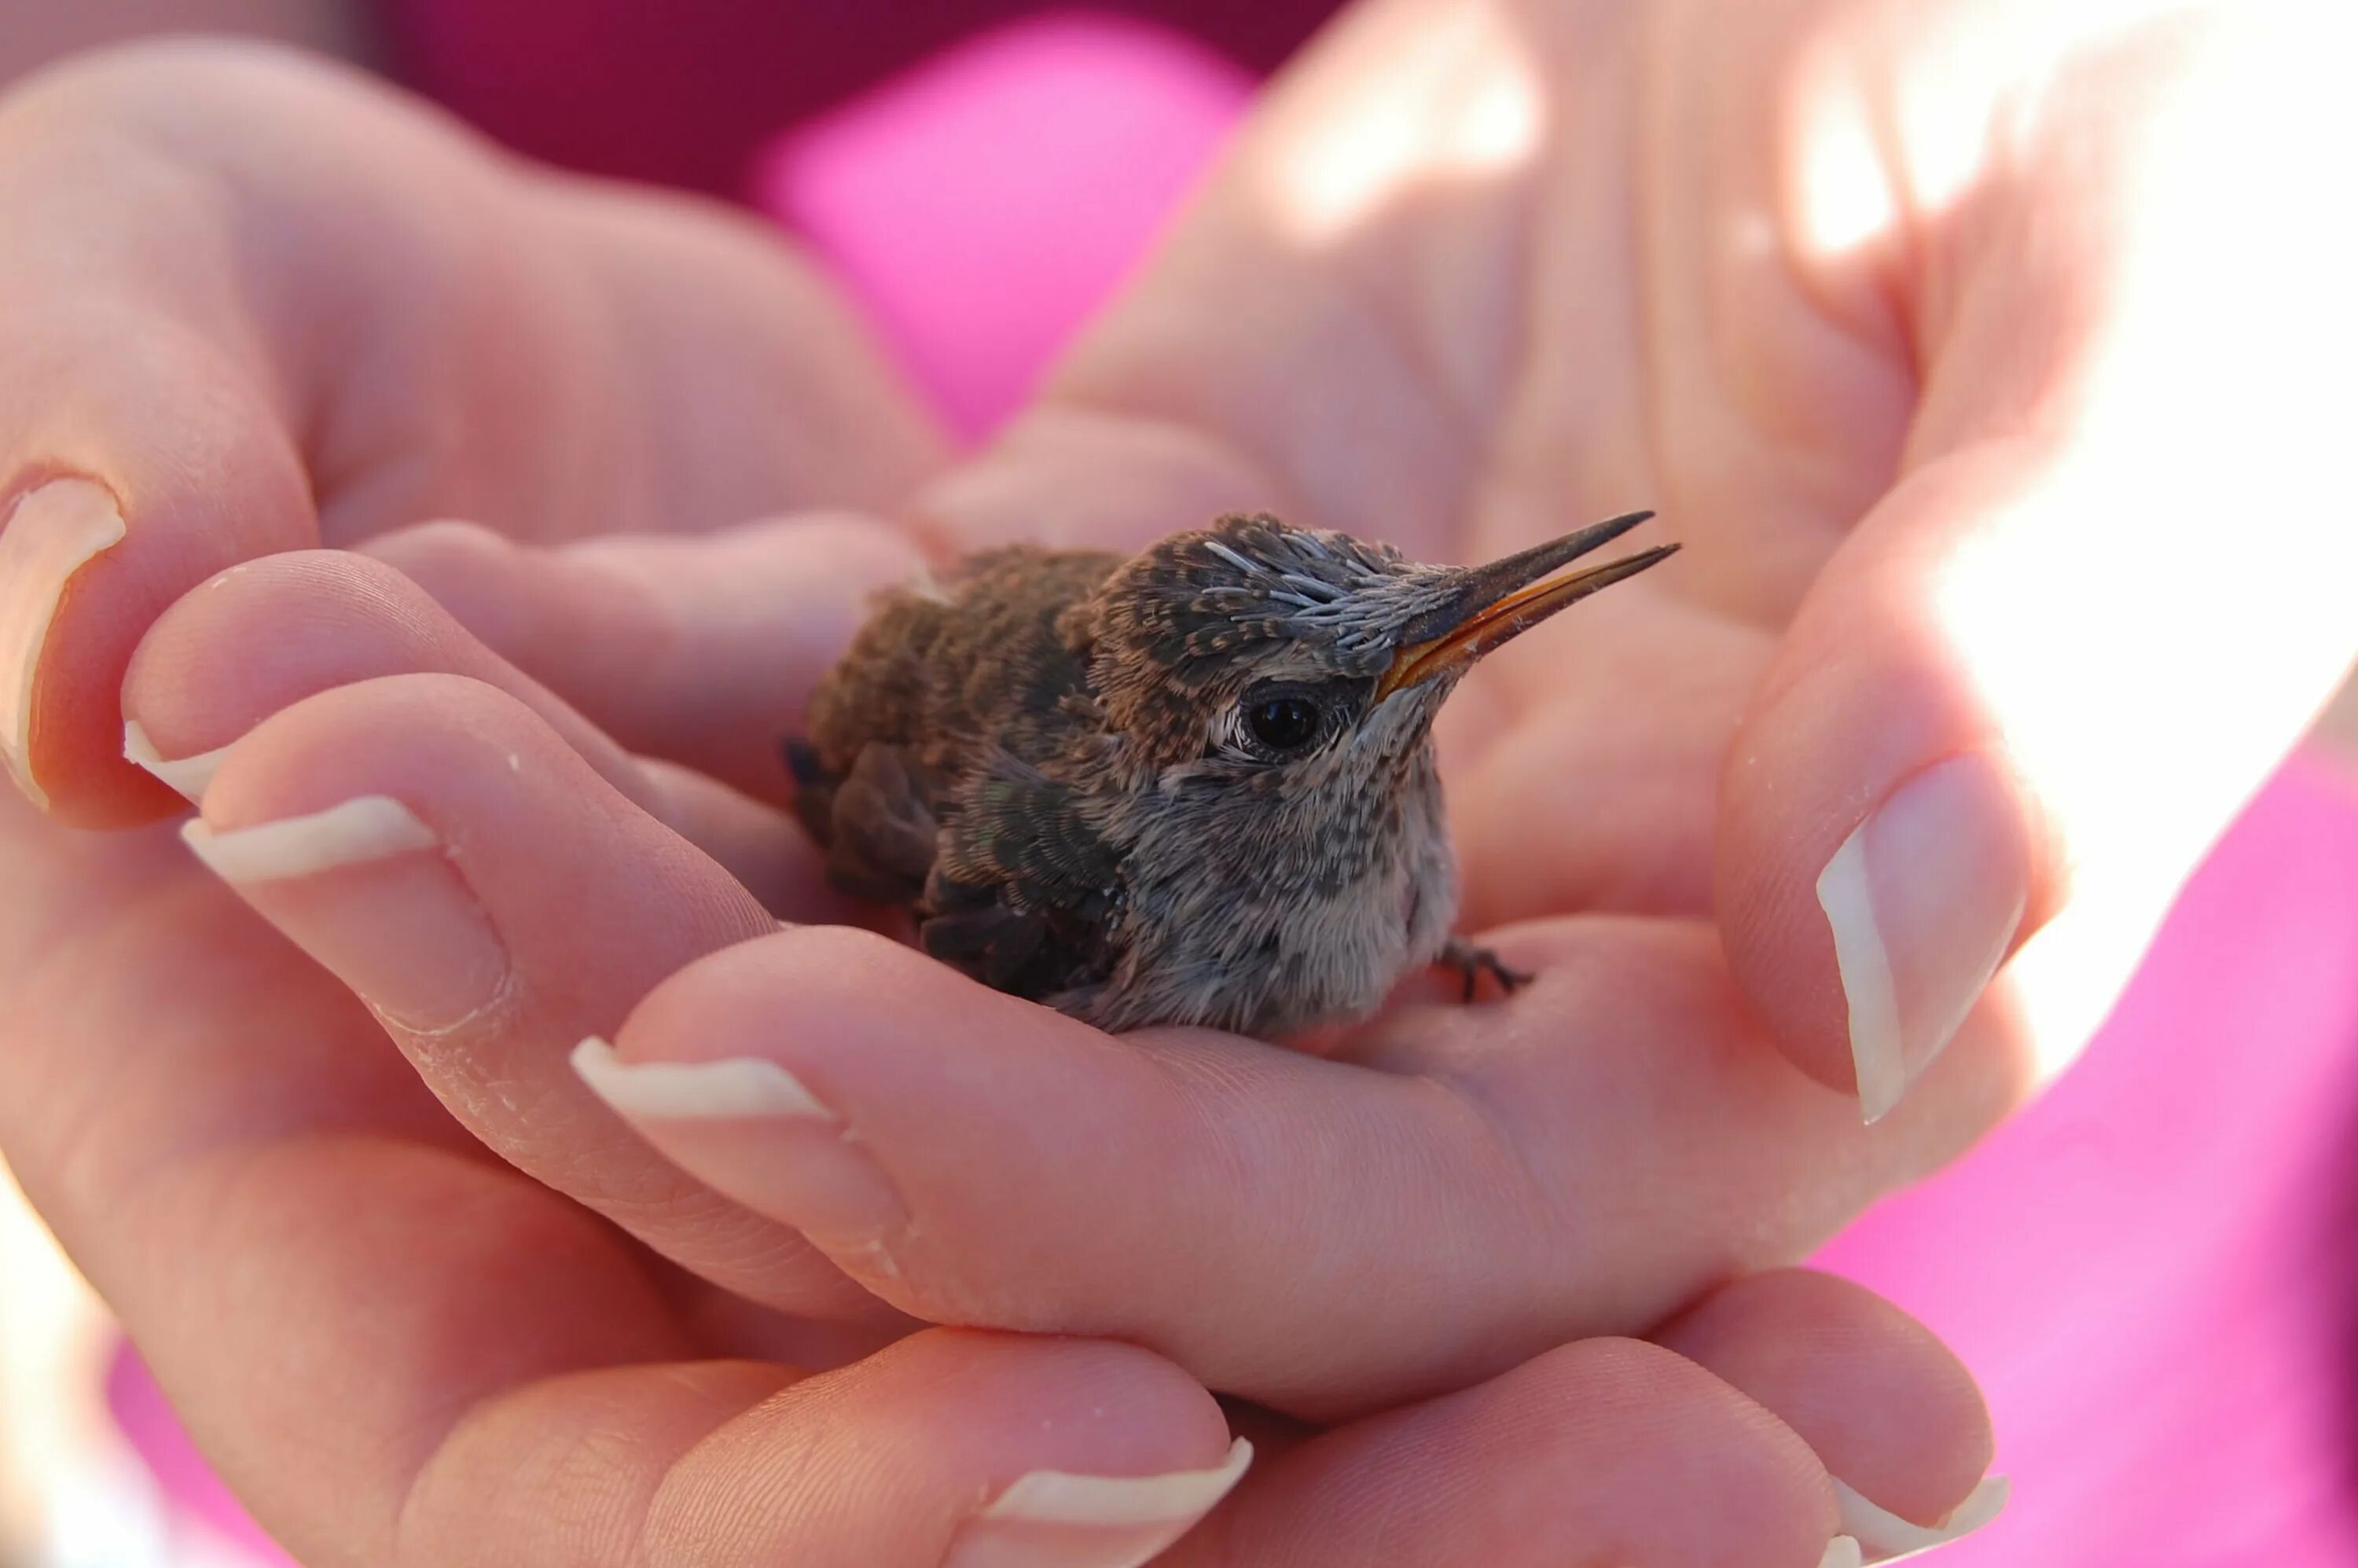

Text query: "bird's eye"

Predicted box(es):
[1246, 696, 1324, 752]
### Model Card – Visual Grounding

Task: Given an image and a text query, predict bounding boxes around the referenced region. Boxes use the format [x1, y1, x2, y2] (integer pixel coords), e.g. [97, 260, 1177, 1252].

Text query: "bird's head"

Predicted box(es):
[1071, 509, 1676, 788]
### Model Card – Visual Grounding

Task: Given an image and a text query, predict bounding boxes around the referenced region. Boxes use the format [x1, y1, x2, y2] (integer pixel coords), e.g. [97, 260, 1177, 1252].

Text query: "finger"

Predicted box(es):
[0, 40, 941, 819]
[1655, 1270, 2003, 1558]
[578, 925, 1517, 1417]
[31, 1118, 1240, 1566]
[412, 1331, 1246, 1568]
[173, 671, 881, 1319]
[2, 789, 1242, 1566]
[1714, 11, 2351, 1118]
[123, 547, 836, 913]
[572, 913, 2003, 1421]
[1185, 1272, 2002, 1568]
[358, 512, 930, 802]
[1168, 1338, 1837, 1568]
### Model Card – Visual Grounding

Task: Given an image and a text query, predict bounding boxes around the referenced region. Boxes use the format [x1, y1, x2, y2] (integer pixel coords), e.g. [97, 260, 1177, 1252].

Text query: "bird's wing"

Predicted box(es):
[791, 740, 943, 909]
[921, 765, 1125, 1003]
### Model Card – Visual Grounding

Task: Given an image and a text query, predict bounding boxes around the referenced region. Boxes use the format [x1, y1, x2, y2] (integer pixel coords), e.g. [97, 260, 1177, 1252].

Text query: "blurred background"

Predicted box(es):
[6, 3, 2357, 1566]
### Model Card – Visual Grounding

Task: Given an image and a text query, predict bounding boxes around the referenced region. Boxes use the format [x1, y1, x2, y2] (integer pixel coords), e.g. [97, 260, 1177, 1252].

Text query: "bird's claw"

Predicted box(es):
[1438, 937, 1533, 1003]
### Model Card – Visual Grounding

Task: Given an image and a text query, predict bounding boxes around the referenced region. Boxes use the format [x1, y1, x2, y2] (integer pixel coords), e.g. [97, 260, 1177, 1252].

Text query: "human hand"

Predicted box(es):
[61, 535, 1989, 1564]
[502, 0, 2344, 1434]
[0, 770, 1985, 1568]
[0, 32, 1999, 1563]
[90, 0, 2147, 1522]
[0, 35, 947, 824]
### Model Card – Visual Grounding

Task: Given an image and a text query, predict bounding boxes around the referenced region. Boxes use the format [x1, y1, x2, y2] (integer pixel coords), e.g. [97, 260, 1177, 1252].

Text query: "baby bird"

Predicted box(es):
[786, 509, 1675, 1039]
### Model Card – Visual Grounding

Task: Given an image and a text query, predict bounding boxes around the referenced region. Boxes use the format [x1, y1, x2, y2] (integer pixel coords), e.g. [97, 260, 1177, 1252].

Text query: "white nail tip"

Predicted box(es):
[570, 1036, 836, 1122]
[1816, 825, 1905, 1125]
[0, 479, 127, 808]
[1818, 1537, 1864, 1568]
[1836, 1475, 2009, 1563]
[982, 1437, 1252, 1528]
[123, 720, 229, 802]
[181, 796, 438, 882]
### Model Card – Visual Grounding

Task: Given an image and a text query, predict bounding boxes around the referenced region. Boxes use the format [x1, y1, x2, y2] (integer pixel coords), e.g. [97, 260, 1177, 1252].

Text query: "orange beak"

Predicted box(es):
[1375, 510, 1677, 700]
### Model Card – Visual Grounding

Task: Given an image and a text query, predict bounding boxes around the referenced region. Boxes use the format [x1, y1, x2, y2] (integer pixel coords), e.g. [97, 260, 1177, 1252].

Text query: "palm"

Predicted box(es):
[887, 0, 2013, 1388]
[715, 0, 2323, 1418]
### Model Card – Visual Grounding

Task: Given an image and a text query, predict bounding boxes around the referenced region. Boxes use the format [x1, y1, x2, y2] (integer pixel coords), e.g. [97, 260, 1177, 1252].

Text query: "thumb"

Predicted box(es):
[1714, 13, 2356, 1120]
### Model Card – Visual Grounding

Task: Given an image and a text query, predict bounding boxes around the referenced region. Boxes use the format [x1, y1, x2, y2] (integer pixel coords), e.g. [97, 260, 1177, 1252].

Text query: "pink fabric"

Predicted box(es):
[1813, 752, 2358, 1563]
[754, 13, 1251, 438]
[107, 1346, 287, 1562]
[110, 17, 2358, 1562]
[381, 0, 1325, 198]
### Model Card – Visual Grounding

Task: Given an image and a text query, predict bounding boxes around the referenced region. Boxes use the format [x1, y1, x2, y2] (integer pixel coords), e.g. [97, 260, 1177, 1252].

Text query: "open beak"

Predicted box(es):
[1375, 510, 1677, 700]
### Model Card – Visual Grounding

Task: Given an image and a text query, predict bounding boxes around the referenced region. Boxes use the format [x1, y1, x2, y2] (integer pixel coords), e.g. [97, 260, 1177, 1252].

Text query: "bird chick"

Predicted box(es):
[786, 509, 1676, 1040]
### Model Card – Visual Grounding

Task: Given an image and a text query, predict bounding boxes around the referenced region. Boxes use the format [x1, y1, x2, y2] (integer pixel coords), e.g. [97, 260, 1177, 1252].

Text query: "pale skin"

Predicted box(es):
[0, 0, 2342, 1559]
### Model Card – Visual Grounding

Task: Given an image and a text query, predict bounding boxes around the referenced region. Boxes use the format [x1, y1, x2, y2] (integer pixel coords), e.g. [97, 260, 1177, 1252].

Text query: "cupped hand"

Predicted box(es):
[509, 0, 2340, 1419]
[0, 35, 947, 823]
[0, 32, 2007, 1562]
[75, 538, 1991, 1564]
[915, 0, 2351, 1103]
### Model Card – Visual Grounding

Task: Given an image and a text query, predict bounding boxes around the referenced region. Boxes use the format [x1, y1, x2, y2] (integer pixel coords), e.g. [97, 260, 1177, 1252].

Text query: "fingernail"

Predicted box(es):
[0, 479, 127, 808]
[570, 1037, 904, 1244]
[944, 1437, 1253, 1568]
[1815, 754, 2029, 1123]
[182, 796, 437, 880]
[1837, 1475, 2009, 1564]
[571, 1035, 834, 1119]
[182, 796, 510, 1030]
[124, 719, 229, 802]
[1818, 1537, 1864, 1568]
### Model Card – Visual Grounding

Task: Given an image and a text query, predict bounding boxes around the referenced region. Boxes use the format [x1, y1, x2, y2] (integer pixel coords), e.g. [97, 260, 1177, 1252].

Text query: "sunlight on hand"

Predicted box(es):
[1262, 0, 1544, 244]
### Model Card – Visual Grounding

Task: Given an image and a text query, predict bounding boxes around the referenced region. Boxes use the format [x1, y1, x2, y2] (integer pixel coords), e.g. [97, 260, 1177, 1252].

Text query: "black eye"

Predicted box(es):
[1247, 696, 1324, 752]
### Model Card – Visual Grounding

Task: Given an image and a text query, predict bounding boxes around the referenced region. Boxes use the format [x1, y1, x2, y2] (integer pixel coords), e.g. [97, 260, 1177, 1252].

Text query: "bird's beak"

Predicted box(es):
[1375, 510, 1677, 700]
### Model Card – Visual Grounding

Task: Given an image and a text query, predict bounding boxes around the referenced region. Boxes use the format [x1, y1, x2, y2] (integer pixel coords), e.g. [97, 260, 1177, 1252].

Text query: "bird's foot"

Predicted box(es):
[1437, 936, 1533, 1003]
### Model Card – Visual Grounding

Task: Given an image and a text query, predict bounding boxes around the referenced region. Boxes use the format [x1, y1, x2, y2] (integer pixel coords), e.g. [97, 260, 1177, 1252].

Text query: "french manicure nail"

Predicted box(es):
[1837, 1475, 2009, 1564]
[182, 796, 438, 882]
[124, 719, 229, 802]
[571, 1037, 903, 1243]
[0, 479, 126, 807]
[1817, 1537, 1864, 1568]
[571, 1036, 835, 1120]
[1815, 754, 2029, 1123]
[943, 1438, 1253, 1568]
[182, 796, 509, 1030]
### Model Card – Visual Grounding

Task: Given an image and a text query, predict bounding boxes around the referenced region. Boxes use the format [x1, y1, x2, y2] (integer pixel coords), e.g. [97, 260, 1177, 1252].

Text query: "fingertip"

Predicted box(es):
[1717, 614, 2043, 1125]
[885, 1328, 1238, 1472]
[127, 556, 832, 926]
[645, 1330, 1238, 1568]
[2, 477, 132, 813]
[1212, 1335, 1838, 1568]
[916, 1331, 1247, 1568]
[122, 717, 223, 802]
[123, 550, 446, 759]
[1655, 1269, 1995, 1531]
[2, 320, 315, 821]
